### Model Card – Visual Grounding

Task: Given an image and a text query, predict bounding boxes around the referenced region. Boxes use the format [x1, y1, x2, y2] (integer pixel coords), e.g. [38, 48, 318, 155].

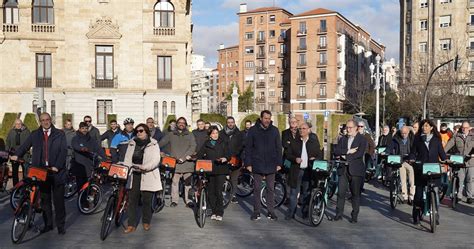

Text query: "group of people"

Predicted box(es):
[3, 110, 473, 237]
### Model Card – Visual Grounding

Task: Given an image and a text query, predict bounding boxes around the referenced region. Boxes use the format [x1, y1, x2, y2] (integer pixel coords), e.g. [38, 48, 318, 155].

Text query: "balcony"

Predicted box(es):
[3, 24, 18, 32]
[256, 97, 266, 103]
[318, 77, 327, 83]
[317, 28, 327, 34]
[277, 67, 284, 73]
[256, 37, 266, 44]
[297, 78, 306, 84]
[297, 62, 307, 68]
[36, 78, 52, 88]
[297, 46, 307, 52]
[317, 94, 327, 99]
[31, 24, 55, 32]
[257, 82, 266, 88]
[256, 66, 267, 74]
[157, 79, 172, 89]
[317, 44, 327, 50]
[153, 27, 175, 36]
[91, 76, 118, 88]
[297, 29, 307, 36]
[278, 36, 286, 43]
[297, 94, 306, 99]
[256, 52, 266, 59]
[317, 61, 327, 67]
[278, 52, 286, 58]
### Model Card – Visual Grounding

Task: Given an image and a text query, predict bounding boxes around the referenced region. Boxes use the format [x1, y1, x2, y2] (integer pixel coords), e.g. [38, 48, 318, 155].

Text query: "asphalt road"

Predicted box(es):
[0, 181, 473, 249]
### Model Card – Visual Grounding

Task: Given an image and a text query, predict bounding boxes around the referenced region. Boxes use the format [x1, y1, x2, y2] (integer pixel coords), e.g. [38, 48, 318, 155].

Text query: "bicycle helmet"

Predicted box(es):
[123, 118, 134, 125]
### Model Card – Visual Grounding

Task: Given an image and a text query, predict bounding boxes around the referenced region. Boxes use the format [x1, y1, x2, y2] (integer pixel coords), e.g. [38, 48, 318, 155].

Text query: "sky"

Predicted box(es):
[192, 0, 400, 68]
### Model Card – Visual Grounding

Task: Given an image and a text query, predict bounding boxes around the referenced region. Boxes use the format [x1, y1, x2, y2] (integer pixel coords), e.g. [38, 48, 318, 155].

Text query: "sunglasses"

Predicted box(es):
[84, 120, 91, 123]
[358, 125, 364, 128]
[136, 129, 145, 133]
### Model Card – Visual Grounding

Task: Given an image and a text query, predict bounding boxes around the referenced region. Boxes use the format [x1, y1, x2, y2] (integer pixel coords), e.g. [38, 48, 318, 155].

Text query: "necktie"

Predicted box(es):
[43, 130, 49, 166]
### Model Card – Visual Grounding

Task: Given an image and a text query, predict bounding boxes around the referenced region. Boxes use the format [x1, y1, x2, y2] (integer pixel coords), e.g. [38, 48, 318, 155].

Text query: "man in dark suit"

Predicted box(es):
[11, 112, 68, 235]
[334, 119, 368, 223]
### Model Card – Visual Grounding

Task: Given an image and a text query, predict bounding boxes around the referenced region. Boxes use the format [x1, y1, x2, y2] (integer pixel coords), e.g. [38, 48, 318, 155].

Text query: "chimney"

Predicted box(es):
[240, 3, 247, 13]
[219, 44, 225, 50]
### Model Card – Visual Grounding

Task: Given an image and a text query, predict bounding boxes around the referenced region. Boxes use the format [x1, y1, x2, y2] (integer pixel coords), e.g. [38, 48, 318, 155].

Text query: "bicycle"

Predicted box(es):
[414, 161, 442, 233]
[100, 164, 130, 241]
[9, 158, 30, 210]
[235, 168, 254, 197]
[10, 166, 54, 244]
[194, 160, 213, 228]
[63, 170, 78, 199]
[77, 154, 110, 215]
[445, 155, 469, 209]
[308, 160, 337, 227]
[375, 147, 390, 187]
[151, 156, 176, 213]
[386, 155, 403, 209]
[260, 171, 287, 208]
[0, 150, 11, 192]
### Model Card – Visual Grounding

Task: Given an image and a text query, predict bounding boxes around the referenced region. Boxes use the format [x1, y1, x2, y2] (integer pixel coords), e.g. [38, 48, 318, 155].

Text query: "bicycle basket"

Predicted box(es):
[100, 161, 112, 170]
[284, 159, 292, 169]
[195, 160, 213, 172]
[377, 147, 386, 154]
[422, 163, 441, 175]
[449, 155, 464, 165]
[312, 160, 329, 172]
[387, 155, 401, 164]
[229, 156, 240, 167]
[27, 167, 48, 181]
[108, 164, 129, 180]
[161, 156, 176, 168]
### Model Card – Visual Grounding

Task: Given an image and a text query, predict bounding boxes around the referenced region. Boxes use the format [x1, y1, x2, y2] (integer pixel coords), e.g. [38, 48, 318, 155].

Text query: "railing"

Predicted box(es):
[317, 28, 327, 34]
[157, 80, 172, 89]
[154, 27, 175, 36]
[297, 94, 306, 99]
[317, 94, 327, 99]
[318, 77, 327, 83]
[256, 52, 266, 59]
[31, 24, 55, 32]
[91, 76, 118, 88]
[317, 61, 327, 67]
[3, 24, 18, 32]
[256, 67, 267, 74]
[297, 29, 307, 36]
[297, 62, 307, 68]
[36, 78, 52, 88]
[278, 52, 286, 58]
[256, 37, 266, 44]
[297, 78, 306, 84]
[278, 36, 286, 43]
[256, 97, 265, 103]
[318, 44, 327, 50]
[257, 82, 266, 88]
[297, 46, 307, 52]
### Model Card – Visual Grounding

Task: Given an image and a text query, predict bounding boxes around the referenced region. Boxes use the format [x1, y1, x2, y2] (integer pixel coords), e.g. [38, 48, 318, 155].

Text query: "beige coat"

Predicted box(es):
[123, 138, 162, 192]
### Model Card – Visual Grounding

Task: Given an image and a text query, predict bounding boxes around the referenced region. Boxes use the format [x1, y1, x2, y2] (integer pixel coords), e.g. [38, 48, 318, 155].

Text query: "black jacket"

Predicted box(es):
[196, 139, 230, 175]
[387, 133, 413, 158]
[378, 133, 393, 148]
[150, 127, 164, 142]
[409, 134, 446, 185]
[72, 131, 106, 177]
[193, 129, 209, 153]
[15, 126, 68, 185]
[219, 127, 244, 159]
[281, 128, 300, 160]
[334, 133, 368, 177]
[244, 119, 282, 174]
[101, 128, 121, 147]
[285, 136, 323, 188]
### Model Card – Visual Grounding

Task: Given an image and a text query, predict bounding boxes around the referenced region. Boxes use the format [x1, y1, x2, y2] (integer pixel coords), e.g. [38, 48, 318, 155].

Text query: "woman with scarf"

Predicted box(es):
[409, 119, 446, 225]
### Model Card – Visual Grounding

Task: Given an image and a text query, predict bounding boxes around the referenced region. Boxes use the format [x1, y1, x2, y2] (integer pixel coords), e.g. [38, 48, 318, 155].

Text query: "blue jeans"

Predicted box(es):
[287, 169, 310, 217]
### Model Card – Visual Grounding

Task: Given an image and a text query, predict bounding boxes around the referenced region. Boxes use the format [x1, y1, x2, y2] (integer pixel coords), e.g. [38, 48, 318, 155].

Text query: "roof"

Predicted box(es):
[239, 6, 293, 16]
[217, 45, 239, 51]
[292, 8, 336, 18]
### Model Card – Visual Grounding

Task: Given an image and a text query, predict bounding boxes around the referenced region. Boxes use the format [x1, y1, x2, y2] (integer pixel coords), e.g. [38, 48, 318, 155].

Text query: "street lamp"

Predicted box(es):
[369, 54, 385, 145]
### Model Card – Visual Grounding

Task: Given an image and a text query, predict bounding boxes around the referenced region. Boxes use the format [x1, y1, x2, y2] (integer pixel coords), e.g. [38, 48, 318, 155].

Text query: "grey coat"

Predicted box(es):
[6, 126, 30, 151]
[159, 129, 196, 173]
[63, 128, 76, 156]
[445, 130, 474, 167]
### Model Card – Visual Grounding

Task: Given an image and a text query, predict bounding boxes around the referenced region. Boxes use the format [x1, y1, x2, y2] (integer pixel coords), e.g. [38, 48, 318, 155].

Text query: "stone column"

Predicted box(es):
[231, 85, 239, 118]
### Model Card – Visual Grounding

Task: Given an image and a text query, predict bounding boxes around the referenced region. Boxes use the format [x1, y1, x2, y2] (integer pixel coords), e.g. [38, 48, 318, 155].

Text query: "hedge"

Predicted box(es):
[277, 114, 286, 133]
[329, 114, 352, 144]
[107, 114, 117, 130]
[163, 114, 177, 131]
[314, 114, 324, 149]
[239, 113, 259, 130]
[0, 113, 19, 140]
[23, 113, 39, 131]
[200, 113, 226, 127]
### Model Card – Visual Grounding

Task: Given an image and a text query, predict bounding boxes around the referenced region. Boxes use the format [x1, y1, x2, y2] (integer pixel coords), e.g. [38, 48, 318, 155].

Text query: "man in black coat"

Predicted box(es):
[101, 119, 121, 147]
[220, 116, 244, 203]
[11, 113, 68, 235]
[245, 110, 282, 221]
[334, 119, 368, 223]
[83, 115, 101, 148]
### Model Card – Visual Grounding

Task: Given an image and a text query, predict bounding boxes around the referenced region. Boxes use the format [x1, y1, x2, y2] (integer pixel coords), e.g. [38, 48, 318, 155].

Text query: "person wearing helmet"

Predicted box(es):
[110, 118, 135, 163]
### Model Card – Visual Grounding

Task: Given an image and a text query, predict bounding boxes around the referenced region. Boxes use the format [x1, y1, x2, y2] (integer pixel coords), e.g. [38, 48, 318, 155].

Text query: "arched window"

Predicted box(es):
[154, 101, 159, 124]
[170, 101, 175, 114]
[162, 101, 167, 120]
[3, 0, 19, 24]
[154, 1, 174, 27]
[50, 100, 55, 124]
[32, 0, 54, 24]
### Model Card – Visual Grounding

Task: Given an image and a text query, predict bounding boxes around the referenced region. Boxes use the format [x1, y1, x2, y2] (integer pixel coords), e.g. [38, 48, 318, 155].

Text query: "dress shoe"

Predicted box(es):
[333, 215, 342, 221]
[58, 227, 66, 235]
[143, 223, 151, 231]
[170, 202, 178, 207]
[186, 202, 195, 208]
[349, 217, 358, 223]
[467, 198, 473, 204]
[40, 226, 53, 234]
[123, 226, 136, 234]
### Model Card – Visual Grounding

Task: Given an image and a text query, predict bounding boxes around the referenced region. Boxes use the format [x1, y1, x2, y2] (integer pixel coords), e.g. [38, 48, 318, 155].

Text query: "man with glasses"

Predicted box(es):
[83, 116, 101, 148]
[11, 113, 68, 235]
[445, 121, 474, 204]
[334, 119, 368, 223]
[146, 117, 164, 142]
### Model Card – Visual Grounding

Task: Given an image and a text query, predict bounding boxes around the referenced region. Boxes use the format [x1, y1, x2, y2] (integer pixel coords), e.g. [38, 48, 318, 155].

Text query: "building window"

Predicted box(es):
[420, 0, 428, 8]
[260, 16, 264, 24]
[439, 15, 451, 27]
[170, 101, 176, 114]
[299, 70, 306, 81]
[269, 30, 275, 38]
[158, 56, 172, 88]
[298, 85, 306, 97]
[95, 45, 115, 87]
[319, 85, 327, 97]
[440, 0, 451, 3]
[299, 54, 306, 65]
[299, 37, 307, 49]
[299, 103, 306, 110]
[319, 52, 327, 63]
[269, 45, 276, 53]
[246, 17, 252, 25]
[420, 20, 427, 30]
[154, 101, 159, 124]
[245, 32, 253, 40]
[162, 101, 168, 119]
[245, 46, 254, 54]
[269, 15, 276, 23]
[269, 90, 275, 97]
[3, 0, 19, 24]
[32, 0, 54, 24]
[36, 53, 52, 88]
[280, 29, 286, 38]
[419, 42, 427, 52]
[97, 100, 112, 125]
[299, 21, 306, 33]
[258, 31, 265, 41]
[420, 64, 428, 73]
[319, 36, 327, 47]
[470, 14, 474, 25]
[440, 39, 451, 50]
[245, 61, 254, 68]
[269, 59, 276, 66]
[469, 38, 474, 49]
[154, 1, 175, 27]
[50, 100, 55, 124]
[320, 19, 327, 32]
[320, 102, 327, 110]
[319, 70, 327, 80]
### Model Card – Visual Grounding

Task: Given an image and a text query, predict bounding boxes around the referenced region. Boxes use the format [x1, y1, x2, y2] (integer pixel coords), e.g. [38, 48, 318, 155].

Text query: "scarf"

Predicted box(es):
[224, 126, 236, 135]
[210, 140, 217, 146]
[422, 133, 433, 150]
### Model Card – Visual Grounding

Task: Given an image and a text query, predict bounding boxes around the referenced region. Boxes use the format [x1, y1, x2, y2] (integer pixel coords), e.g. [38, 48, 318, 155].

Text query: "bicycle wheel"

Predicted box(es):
[327, 180, 337, 200]
[429, 191, 437, 233]
[115, 190, 127, 228]
[100, 195, 116, 241]
[261, 180, 286, 208]
[151, 189, 165, 213]
[389, 178, 398, 209]
[10, 184, 27, 210]
[451, 177, 458, 210]
[222, 179, 232, 208]
[1, 166, 8, 191]
[64, 176, 78, 199]
[11, 198, 33, 244]
[236, 172, 254, 197]
[197, 188, 207, 228]
[309, 188, 326, 227]
[77, 183, 103, 215]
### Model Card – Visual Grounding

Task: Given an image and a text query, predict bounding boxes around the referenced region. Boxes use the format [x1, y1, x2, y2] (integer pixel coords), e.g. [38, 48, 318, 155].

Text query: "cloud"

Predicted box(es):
[192, 22, 239, 68]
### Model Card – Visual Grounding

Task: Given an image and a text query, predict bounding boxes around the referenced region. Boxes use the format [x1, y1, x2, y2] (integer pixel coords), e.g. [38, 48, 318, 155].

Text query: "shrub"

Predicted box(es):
[23, 113, 39, 131]
[200, 113, 226, 127]
[0, 113, 19, 140]
[163, 115, 177, 131]
[239, 113, 259, 130]
[277, 114, 286, 133]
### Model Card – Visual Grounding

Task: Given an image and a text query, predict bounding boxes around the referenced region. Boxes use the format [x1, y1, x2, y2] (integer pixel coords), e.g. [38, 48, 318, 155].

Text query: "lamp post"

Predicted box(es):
[369, 55, 385, 145]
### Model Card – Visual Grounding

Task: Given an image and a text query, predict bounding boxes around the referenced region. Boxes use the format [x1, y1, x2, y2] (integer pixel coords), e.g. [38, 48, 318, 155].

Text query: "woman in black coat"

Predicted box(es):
[409, 119, 446, 225]
[196, 126, 230, 221]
